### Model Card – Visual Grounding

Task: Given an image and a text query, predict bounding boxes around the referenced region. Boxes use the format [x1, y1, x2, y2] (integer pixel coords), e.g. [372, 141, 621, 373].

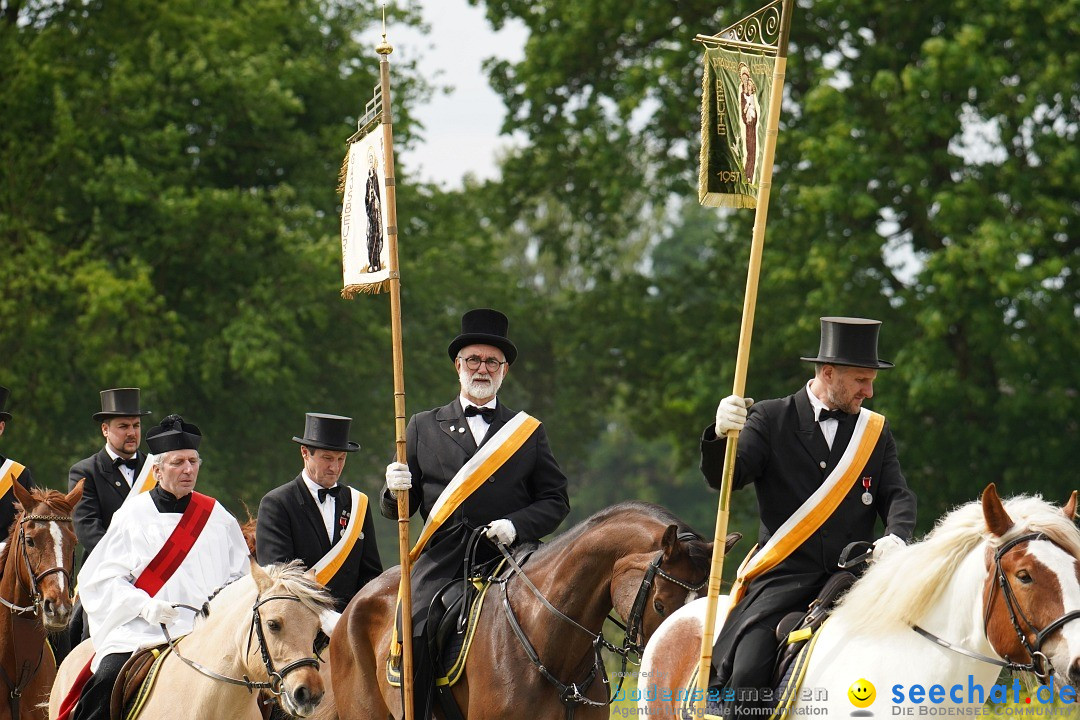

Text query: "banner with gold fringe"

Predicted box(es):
[699, 47, 775, 208]
[341, 127, 391, 296]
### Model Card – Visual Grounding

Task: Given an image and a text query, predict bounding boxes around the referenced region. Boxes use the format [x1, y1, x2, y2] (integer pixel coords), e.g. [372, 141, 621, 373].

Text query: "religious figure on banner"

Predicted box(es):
[736, 63, 760, 180]
[365, 149, 384, 273]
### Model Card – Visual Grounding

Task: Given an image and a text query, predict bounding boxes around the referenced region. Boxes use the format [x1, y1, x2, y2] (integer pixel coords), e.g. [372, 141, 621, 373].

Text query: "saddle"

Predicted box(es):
[770, 570, 856, 690]
[109, 644, 168, 720]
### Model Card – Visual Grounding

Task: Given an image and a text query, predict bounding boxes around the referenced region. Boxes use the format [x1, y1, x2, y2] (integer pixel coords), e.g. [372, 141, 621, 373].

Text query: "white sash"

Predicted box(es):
[313, 487, 367, 586]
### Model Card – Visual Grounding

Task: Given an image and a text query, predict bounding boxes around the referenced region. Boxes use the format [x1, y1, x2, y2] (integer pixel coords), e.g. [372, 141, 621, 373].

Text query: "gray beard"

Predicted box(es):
[459, 367, 502, 401]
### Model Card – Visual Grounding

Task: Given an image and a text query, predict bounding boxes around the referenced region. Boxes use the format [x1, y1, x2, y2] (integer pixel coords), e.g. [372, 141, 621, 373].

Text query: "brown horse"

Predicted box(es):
[0, 479, 83, 720]
[330, 501, 714, 720]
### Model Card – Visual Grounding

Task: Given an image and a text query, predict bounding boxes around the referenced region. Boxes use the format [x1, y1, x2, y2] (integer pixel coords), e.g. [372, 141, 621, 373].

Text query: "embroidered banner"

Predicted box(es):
[699, 47, 775, 209]
[341, 128, 391, 296]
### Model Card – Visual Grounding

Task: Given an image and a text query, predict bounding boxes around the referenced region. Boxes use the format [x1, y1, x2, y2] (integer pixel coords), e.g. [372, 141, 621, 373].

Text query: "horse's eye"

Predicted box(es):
[1017, 570, 1033, 585]
[266, 619, 281, 632]
[25, 537, 35, 548]
[653, 599, 666, 618]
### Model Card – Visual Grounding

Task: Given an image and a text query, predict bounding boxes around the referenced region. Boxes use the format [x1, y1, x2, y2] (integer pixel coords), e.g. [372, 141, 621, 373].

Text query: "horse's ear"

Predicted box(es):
[10, 477, 33, 511]
[1058, 492, 1075, 520]
[66, 478, 85, 508]
[661, 524, 680, 560]
[982, 483, 1014, 537]
[249, 557, 273, 594]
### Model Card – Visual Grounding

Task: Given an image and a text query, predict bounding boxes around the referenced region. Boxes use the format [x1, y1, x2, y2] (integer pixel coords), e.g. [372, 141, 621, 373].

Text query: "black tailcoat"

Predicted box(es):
[702, 388, 916, 682]
[69, 448, 149, 559]
[0, 455, 34, 539]
[379, 399, 569, 634]
[256, 475, 382, 611]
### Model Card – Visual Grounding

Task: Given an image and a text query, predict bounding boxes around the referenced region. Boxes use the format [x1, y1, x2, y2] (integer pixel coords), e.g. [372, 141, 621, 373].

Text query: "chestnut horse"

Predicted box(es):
[639, 483, 1080, 717]
[0, 479, 83, 720]
[330, 501, 714, 720]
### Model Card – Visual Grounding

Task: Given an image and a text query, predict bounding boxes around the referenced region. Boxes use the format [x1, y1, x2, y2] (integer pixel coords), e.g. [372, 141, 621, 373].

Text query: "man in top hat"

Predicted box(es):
[69, 388, 154, 559]
[69, 414, 250, 720]
[702, 317, 916, 718]
[381, 308, 570, 719]
[256, 413, 382, 612]
[0, 385, 36, 546]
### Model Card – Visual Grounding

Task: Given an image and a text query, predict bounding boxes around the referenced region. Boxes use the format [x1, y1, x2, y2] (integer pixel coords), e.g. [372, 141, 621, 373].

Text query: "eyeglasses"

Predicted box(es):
[458, 356, 507, 372]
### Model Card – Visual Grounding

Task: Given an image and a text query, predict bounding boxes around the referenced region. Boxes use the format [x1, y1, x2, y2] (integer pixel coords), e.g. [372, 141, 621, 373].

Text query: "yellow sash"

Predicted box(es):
[313, 488, 368, 586]
[130, 453, 157, 495]
[0, 458, 26, 500]
[409, 412, 540, 562]
[729, 409, 885, 605]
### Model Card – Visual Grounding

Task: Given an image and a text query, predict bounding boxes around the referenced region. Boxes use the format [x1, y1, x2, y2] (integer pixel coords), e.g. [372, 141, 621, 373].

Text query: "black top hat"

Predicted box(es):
[0, 386, 11, 423]
[800, 317, 894, 369]
[447, 308, 518, 365]
[292, 413, 360, 453]
[94, 388, 153, 422]
[145, 414, 202, 454]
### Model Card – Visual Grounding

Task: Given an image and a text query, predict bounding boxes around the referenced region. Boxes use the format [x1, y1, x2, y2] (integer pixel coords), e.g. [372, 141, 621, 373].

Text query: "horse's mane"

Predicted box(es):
[205, 560, 336, 622]
[533, 501, 711, 564]
[0, 488, 78, 570]
[838, 494, 1080, 635]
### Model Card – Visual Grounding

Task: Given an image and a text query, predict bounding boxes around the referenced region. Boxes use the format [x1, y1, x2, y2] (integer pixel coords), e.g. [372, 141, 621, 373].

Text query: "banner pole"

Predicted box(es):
[375, 35, 415, 720]
[693, 0, 793, 710]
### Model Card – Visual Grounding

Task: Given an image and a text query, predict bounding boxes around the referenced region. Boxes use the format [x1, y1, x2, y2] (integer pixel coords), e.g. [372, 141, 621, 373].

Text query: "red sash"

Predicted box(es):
[55, 492, 216, 720]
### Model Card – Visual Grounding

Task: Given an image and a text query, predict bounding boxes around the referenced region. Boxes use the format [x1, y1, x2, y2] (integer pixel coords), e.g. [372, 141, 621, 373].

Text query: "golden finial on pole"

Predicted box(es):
[376, 3, 393, 55]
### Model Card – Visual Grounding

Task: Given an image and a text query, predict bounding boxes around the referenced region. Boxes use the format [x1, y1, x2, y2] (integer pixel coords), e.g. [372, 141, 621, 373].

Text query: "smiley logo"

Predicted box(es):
[848, 678, 876, 708]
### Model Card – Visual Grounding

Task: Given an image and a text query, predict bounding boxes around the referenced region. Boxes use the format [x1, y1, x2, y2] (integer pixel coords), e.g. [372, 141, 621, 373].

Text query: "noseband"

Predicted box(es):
[163, 593, 321, 696]
[915, 532, 1080, 684]
[0, 513, 75, 616]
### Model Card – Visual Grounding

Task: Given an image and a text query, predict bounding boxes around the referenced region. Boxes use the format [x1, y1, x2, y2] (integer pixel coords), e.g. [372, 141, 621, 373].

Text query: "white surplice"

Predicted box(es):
[79, 491, 250, 670]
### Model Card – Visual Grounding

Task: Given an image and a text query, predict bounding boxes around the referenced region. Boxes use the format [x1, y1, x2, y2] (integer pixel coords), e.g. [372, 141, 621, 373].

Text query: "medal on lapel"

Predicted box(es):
[861, 477, 873, 505]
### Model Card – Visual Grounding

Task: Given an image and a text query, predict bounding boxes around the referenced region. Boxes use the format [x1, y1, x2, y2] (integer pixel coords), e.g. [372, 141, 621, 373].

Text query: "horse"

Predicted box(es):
[0, 479, 83, 720]
[639, 483, 1080, 716]
[330, 501, 715, 720]
[49, 560, 334, 720]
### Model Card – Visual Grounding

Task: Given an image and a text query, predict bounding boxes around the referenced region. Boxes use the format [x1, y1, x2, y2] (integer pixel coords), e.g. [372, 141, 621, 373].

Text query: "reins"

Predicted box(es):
[494, 531, 707, 720]
[914, 532, 1080, 684]
[161, 592, 321, 696]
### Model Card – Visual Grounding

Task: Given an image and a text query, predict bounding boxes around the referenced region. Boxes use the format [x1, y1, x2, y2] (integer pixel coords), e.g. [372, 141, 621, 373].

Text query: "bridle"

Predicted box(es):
[0, 510, 75, 720]
[914, 532, 1080, 684]
[162, 592, 322, 696]
[0, 512, 76, 616]
[497, 531, 707, 719]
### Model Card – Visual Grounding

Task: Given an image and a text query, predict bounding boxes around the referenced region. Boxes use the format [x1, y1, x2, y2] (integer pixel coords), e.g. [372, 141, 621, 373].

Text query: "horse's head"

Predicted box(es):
[248, 559, 333, 718]
[6, 479, 82, 631]
[981, 482, 1080, 685]
[610, 508, 714, 645]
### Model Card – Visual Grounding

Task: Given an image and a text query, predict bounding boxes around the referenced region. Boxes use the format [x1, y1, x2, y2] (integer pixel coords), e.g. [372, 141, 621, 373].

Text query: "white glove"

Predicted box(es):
[872, 534, 905, 561]
[484, 519, 517, 546]
[715, 395, 754, 435]
[140, 598, 179, 626]
[385, 462, 412, 492]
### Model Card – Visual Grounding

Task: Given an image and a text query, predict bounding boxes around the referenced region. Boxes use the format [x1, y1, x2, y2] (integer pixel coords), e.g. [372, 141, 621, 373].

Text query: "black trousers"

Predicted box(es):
[711, 614, 784, 718]
[71, 651, 131, 720]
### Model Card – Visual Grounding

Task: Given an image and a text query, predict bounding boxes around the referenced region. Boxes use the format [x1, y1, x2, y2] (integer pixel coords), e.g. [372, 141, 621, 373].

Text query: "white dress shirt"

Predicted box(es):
[459, 395, 497, 446]
[302, 472, 338, 542]
[105, 444, 135, 486]
[805, 382, 840, 449]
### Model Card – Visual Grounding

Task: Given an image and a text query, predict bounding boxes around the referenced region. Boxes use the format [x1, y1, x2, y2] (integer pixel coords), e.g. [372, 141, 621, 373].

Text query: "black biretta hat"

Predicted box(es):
[145, 414, 202, 453]
[447, 308, 518, 365]
[94, 388, 153, 422]
[800, 317, 894, 369]
[292, 413, 360, 453]
[0, 386, 12, 423]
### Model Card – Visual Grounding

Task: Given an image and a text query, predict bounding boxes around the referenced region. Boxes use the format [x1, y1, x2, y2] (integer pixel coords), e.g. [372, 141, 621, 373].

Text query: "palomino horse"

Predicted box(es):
[50, 560, 334, 720]
[0, 479, 83, 720]
[639, 483, 1080, 716]
[331, 501, 714, 720]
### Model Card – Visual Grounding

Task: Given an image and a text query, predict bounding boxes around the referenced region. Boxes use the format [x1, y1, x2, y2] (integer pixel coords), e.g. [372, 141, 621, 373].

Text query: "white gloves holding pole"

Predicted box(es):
[140, 598, 179, 627]
[385, 462, 412, 492]
[715, 395, 754, 435]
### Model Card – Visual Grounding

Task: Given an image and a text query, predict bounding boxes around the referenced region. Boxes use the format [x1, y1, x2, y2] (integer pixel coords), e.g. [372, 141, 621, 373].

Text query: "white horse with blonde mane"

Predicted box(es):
[640, 484, 1080, 716]
[49, 560, 334, 720]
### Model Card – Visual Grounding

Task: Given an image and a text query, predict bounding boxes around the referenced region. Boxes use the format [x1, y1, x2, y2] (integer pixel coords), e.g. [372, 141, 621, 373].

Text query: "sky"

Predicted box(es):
[367, 0, 529, 188]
